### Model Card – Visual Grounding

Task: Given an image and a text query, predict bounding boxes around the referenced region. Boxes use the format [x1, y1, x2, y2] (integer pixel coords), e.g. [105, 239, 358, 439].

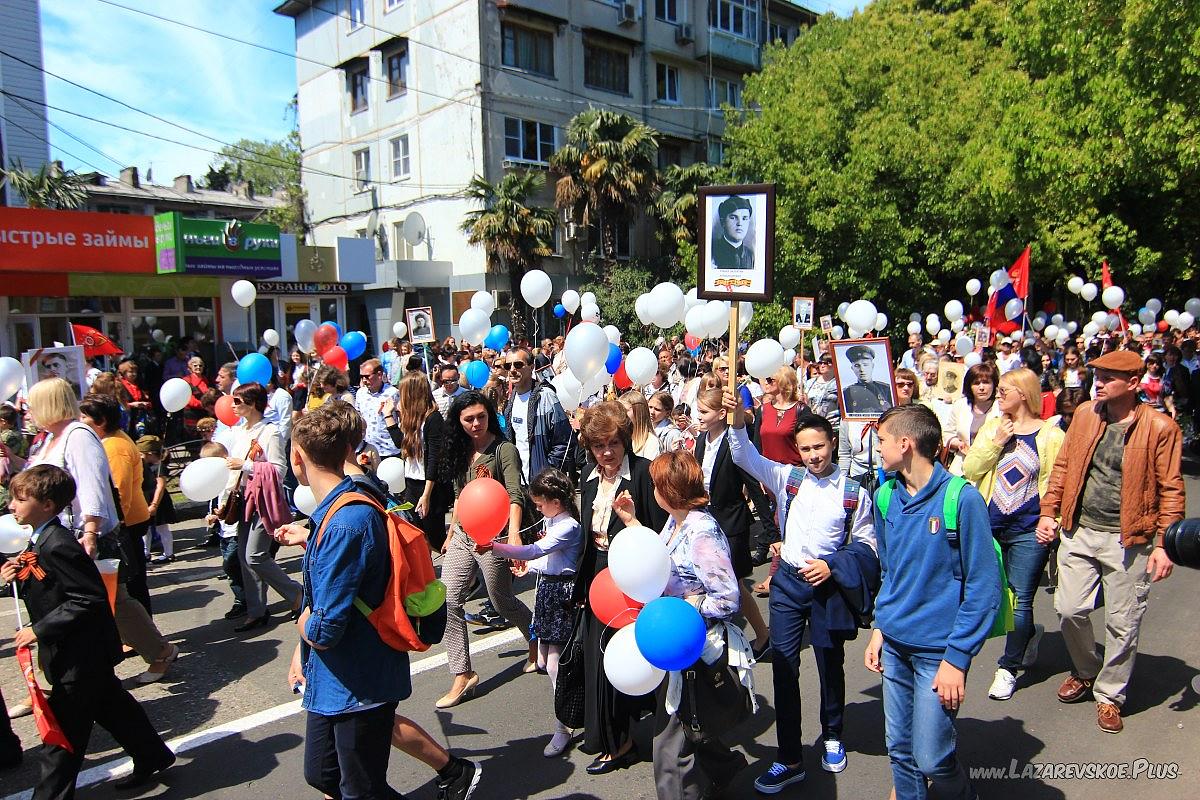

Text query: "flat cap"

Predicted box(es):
[1088, 350, 1144, 373]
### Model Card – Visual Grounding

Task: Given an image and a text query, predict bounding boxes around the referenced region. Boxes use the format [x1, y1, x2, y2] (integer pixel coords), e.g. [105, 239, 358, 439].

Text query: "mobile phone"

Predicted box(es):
[292, 681, 304, 695]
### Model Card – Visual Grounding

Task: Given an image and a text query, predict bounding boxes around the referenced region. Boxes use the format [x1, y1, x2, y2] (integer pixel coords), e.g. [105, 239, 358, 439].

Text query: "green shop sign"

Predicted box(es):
[154, 212, 282, 277]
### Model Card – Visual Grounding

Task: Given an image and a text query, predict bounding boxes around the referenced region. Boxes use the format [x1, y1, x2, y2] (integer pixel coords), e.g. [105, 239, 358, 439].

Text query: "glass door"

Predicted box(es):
[282, 299, 319, 353]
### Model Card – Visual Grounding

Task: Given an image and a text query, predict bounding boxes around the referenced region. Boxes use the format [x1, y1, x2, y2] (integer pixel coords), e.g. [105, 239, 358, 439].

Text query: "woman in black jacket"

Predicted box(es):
[574, 401, 668, 774]
[382, 373, 453, 551]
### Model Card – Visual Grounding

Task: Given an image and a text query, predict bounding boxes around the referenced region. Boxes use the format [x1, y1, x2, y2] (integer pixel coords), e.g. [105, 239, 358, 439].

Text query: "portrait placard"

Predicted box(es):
[697, 183, 775, 303]
[792, 296, 815, 330]
[830, 337, 896, 421]
[22, 346, 87, 399]
[406, 307, 436, 345]
[936, 361, 966, 404]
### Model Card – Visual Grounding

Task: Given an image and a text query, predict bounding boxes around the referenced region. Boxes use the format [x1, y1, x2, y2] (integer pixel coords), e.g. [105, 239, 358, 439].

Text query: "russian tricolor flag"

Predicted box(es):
[986, 246, 1031, 338]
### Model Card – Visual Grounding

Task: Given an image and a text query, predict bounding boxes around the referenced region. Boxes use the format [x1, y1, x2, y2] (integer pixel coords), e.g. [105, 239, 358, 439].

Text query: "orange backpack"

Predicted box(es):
[313, 491, 446, 652]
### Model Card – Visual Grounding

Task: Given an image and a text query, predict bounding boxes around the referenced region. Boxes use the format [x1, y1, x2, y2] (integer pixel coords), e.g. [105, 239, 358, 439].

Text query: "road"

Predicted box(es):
[2, 475, 1199, 800]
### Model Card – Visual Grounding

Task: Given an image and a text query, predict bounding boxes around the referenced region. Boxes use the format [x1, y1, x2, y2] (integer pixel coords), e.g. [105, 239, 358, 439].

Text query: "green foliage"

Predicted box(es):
[213, 137, 296, 193]
[652, 162, 722, 252]
[2, 160, 87, 209]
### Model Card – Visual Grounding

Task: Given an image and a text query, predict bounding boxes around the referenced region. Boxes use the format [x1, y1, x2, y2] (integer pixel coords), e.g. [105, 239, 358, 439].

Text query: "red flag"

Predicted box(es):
[985, 246, 1031, 336]
[70, 323, 123, 359]
[1009, 245, 1030, 300]
[17, 644, 73, 753]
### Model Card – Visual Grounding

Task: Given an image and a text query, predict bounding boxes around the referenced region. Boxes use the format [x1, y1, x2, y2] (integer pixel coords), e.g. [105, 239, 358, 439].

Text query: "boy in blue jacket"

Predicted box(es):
[864, 405, 999, 800]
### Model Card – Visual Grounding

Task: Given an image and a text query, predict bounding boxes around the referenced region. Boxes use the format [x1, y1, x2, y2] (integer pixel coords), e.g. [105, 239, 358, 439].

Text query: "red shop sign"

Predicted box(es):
[0, 207, 156, 273]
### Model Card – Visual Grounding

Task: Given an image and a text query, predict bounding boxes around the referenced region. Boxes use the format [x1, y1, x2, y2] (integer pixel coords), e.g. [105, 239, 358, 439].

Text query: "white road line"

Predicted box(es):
[0, 626, 526, 800]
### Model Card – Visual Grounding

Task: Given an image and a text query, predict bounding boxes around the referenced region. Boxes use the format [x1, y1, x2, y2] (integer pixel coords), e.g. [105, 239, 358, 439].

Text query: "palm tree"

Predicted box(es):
[460, 170, 557, 344]
[1, 160, 88, 209]
[652, 161, 720, 252]
[550, 109, 659, 262]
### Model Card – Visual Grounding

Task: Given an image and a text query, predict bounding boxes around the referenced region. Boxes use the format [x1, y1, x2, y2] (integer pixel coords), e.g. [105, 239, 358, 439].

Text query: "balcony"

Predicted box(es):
[696, 28, 760, 70]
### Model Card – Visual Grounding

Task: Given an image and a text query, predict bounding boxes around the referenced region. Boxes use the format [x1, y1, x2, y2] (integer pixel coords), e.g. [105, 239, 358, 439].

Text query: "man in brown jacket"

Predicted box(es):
[1038, 349, 1184, 734]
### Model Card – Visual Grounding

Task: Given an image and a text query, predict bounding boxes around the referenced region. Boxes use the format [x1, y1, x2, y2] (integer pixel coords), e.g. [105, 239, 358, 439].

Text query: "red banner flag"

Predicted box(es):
[985, 246, 1031, 337]
[1099, 260, 1127, 332]
[70, 323, 123, 359]
[17, 644, 73, 753]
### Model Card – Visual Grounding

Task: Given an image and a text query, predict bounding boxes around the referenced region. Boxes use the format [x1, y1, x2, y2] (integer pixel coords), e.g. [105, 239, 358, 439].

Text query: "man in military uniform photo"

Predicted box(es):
[841, 344, 893, 416]
[711, 195, 755, 270]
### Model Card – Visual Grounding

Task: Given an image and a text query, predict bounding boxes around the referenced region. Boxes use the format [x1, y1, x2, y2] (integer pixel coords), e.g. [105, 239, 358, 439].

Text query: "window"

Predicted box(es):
[584, 41, 630, 94]
[710, 0, 758, 40]
[655, 0, 678, 22]
[347, 0, 365, 29]
[386, 48, 408, 97]
[706, 77, 742, 109]
[384, 0, 403, 10]
[501, 22, 554, 76]
[392, 223, 417, 259]
[614, 222, 632, 259]
[353, 148, 371, 190]
[348, 65, 369, 113]
[655, 62, 680, 104]
[658, 142, 682, 169]
[390, 134, 411, 179]
[766, 22, 793, 45]
[504, 117, 558, 165]
[707, 139, 725, 164]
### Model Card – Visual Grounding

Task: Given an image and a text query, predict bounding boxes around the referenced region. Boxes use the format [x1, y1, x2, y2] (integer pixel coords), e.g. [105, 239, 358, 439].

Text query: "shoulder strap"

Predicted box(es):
[841, 476, 861, 544]
[313, 491, 383, 549]
[942, 476, 968, 542]
[875, 478, 897, 520]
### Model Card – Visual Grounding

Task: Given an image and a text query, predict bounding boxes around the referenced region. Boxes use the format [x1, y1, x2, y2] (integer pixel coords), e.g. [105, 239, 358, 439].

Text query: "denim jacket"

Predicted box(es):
[301, 476, 411, 715]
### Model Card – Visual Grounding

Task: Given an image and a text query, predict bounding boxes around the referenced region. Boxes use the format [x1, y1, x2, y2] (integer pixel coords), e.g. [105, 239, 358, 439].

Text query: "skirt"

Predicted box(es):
[726, 530, 752, 580]
[531, 573, 576, 645]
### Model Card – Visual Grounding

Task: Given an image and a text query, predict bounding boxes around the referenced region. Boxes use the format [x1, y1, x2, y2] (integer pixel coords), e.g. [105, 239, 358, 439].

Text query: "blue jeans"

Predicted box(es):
[881, 640, 972, 800]
[220, 536, 245, 606]
[993, 528, 1050, 671]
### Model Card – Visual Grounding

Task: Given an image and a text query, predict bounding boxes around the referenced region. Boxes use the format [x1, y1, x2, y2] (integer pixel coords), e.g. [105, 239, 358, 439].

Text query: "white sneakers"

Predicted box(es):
[988, 668, 1018, 700]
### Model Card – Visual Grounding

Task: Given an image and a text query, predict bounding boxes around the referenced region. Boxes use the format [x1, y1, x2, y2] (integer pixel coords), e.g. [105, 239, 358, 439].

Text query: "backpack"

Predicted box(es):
[313, 491, 447, 652]
[875, 476, 1014, 639]
[782, 467, 862, 542]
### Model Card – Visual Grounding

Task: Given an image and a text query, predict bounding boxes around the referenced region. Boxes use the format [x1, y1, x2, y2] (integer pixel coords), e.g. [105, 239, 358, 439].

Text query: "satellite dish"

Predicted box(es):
[402, 212, 427, 247]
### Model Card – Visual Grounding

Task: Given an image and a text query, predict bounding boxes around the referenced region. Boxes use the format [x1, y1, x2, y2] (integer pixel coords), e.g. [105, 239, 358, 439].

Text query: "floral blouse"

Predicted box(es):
[659, 510, 740, 621]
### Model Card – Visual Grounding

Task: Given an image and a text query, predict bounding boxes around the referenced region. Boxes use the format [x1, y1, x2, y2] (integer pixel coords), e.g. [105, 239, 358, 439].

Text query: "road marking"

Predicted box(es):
[0, 627, 526, 800]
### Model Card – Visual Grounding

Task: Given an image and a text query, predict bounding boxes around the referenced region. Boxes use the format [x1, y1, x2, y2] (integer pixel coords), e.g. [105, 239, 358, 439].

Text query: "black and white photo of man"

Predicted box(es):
[711, 195, 755, 270]
[831, 339, 896, 420]
[406, 306, 436, 344]
[697, 183, 774, 303]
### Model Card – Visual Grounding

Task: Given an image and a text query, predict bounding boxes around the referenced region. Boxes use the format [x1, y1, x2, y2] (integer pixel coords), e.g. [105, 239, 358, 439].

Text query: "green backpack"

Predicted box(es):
[875, 475, 1014, 639]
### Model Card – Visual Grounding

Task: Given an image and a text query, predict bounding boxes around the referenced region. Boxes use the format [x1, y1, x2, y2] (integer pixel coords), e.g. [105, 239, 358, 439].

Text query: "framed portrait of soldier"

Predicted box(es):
[974, 326, 990, 351]
[935, 361, 965, 404]
[22, 346, 86, 399]
[830, 337, 896, 421]
[697, 183, 775, 303]
[792, 296, 815, 330]
[819, 314, 834, 334]
[406, 307, 436, 345]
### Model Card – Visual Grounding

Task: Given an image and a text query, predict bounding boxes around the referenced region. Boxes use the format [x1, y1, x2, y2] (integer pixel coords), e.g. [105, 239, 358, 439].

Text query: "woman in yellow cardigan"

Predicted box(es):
[963, 367, 1064, 702]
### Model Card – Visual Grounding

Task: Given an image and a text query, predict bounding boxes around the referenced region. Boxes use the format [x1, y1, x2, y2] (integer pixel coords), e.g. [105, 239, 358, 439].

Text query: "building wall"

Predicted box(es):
[0, 0, 50, 205]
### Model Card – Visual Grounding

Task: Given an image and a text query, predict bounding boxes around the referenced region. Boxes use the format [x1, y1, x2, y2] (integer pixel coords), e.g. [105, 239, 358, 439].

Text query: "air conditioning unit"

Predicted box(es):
[617, 2, 638, 26]
[675, 24, 694, 44]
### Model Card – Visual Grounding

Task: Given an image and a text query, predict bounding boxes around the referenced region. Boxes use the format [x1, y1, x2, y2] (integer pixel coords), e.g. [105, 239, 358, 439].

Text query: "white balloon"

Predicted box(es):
[159, 378, 192, 414]
[565, 323, 610, 381]
[1164, 309, 1180, 327]
[684, 287, 703, 310]
[906, 320, 921, 335]
[144, 315, 158, 327]
[954, 336, 973, 357]
[520, 269, 553, 308]
[458, 308, 491, 345]
[470, 290, 495, 315]
[231, 279, 257, 308]
[1101, 286, 1125, 310]
[778, 325, 802, 350]
[703, 300, 729, 338]
[1043, 324, 1060, 341]
[1092, 310, 1109, 324]
[848, 328, 866, 339]
[1129, 323, 1142, 336]
[844, 300, 877, 333]
[392, 321, 408, 338]
[782, 348, 796, 365]
[837, 302, 850, 323]
[745, 339, 785, 379]
[624, 347, 659, 386]
[561, 290, 581, 314]
[831, 325, 844, 340]
[1145, 298, 1162, 313]
[294, 485, 318, 517]
[603, 325, 622, 345]
[0, 357, 23, 401]
[963, 352, 982, 368]
[603, 624, 664, 696]
[180, 457, 231, 503]
[551, 371, 582, 413]
[684, 305, 709, 338]
[295, 319, 317, 351]
[579, 291, 597, 308]
[1067, 321, 1078, 333]
[152, 328, 165, 342]
[1080, 282, 1098, 302]
[1185, 298, 1200, 317]
[1137, 308, 1156, 326]
[647, 283, 686, 329]
[966, 278, 981, 296]
[635, 294, 655, 326]
[950, 319, 964, 333]
[1004, 298, 1024, 321]
[925, 314, 942, 336]
[377, 457, 407, 494]
[263, 328, 280, 347]
[944, 300, 964, 323]
[1105, 313, 1120, 332]
[580, 303, 601, 323]
[1056, 330, 1070, 345]
[581, 370, 608, 400]
[1067, 276, 1084, 295]
[0, 514, 31, 554]
[1177, 311, 1196, 331]
[875, 313, 889, 332]
[609, 525, 671, 603]
[937, 329, 952, 343]
[989, 269, 1010, 289]
[739, 301, 754, 334]
[910, 312, 922, 322]
[1083, 321, 1100, 337]
[1051, 314, 1064, 325]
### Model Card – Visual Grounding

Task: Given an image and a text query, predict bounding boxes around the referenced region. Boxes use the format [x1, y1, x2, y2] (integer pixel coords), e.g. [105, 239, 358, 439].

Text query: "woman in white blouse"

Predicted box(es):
[944, 362, 1002, 475]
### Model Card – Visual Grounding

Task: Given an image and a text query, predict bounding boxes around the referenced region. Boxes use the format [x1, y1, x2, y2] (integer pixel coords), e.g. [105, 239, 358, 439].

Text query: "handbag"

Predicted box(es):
[553, 605, 588, 729]
[218, 436, 261, 525]
[675, 630, 752, 741]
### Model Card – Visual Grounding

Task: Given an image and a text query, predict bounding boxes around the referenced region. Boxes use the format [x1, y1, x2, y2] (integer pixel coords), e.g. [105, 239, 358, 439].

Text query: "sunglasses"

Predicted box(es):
[895, 380, 915, 388]
[764, 377, 776, 384]
[230, 398, 245, 405]
[441, 377, 459, 384]
[360, 370, 378, 378]
[505, 361, 526, 370]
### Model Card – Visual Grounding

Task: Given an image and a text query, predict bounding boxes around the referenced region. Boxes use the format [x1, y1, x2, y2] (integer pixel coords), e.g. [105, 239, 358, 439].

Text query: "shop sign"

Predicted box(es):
[154, 212, 282, 277]
[257, 281, 349, 294]
[0, 207, 155, 273]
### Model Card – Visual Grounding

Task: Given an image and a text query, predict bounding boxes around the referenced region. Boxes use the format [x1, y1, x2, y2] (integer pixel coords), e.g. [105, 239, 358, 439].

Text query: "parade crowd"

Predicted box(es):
[0, 317, 1193, 800]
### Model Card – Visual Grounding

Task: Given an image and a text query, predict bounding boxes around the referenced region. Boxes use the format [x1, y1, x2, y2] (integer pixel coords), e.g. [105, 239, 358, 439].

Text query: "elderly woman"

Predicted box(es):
[9, 379, 177, 683]
[613, 451, 747, 799]
[574, 402, 668, 774]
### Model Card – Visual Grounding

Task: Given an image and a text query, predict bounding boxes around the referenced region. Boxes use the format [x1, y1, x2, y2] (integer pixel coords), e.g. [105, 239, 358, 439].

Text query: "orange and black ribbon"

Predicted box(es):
[15, 551, 46, 582]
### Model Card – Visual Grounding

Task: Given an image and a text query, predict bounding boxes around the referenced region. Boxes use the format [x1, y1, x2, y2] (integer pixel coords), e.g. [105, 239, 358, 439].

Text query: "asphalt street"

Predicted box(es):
[2, 475, 1199, 800]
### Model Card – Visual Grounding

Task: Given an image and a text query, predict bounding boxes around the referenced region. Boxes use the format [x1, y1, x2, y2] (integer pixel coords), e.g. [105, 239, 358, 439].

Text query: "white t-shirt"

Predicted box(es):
[510, 389, 532, 481]
[781, 469, 875, 568]
[700, 428, 726, 491]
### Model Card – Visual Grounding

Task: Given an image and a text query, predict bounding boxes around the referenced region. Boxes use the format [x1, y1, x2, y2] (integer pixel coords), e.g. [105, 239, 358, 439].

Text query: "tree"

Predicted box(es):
[460, 170, 557, 344]
[551, 109, 660, 263]
[652, 161, 721, 256]
[1, 160, 88, 209]
[260, 128, 308, 237]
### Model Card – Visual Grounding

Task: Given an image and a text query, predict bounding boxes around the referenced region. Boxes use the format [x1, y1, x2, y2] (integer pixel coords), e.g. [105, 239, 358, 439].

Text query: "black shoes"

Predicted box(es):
[223, 604, 247, 620]
[751, 549, 772, 567]
[233, 615, 270, 633]
[464, 602, 512, 630]
[585, 749, 637, 775]
[114, 751, 175, 790]
[435, 757, 482, 800]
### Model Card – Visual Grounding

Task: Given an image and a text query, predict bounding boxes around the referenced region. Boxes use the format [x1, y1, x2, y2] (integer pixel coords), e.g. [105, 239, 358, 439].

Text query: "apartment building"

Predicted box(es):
[0, 0, 51, 205]
[274, 0, 816, 338]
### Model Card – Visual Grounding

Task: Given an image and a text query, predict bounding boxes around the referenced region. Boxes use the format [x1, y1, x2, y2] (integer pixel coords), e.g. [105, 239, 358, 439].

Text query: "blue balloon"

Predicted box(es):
[605, 342, 622, 375]
[553, 303, 567, 319]
[483, 324, 510, 351]
[634, 596, 706, 671]
[340, 330, 367, 361]
[236, 352, 273, 387]
[322, 320, 342, 336]
[463, 360, 491, 389]
[739, 384, 754, 410]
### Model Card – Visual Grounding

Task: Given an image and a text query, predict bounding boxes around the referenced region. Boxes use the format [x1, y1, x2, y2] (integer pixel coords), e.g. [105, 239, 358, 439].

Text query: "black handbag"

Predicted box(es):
[554, 606, 588, 729]
[676, 631, 752, 741]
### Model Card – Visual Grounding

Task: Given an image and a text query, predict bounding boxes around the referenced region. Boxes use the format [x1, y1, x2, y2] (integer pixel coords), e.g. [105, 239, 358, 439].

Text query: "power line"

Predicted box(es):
[0, 110, 109, 174]
[6, 93, 125, 169]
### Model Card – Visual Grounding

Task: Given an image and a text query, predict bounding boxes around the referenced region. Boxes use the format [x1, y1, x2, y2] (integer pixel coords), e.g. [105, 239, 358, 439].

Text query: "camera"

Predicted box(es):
[1163, 518, 1200, 570]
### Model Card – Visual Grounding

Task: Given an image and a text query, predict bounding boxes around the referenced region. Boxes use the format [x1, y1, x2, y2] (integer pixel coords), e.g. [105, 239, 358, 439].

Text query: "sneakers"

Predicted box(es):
[988, 668, 1018, 701]
[464, 602, 511, 630]
[821, 739, 847, 773]
[1022, 624, 1044, 668]
[436, 758, 482, 800]
[754, 762, 806, 794]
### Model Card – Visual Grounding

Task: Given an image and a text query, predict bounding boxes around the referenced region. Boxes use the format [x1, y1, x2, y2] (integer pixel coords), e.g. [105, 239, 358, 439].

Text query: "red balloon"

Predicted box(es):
[683, 333, 702, 350]
[613, 362, 633, 391]
[1042, 300, 1057, 314]
[588, 568, 642, 629]
[215, 394, 239, 427]
[314, 323, 340, 355]
[324, 345, 349, 371]
[1157, 320, 1169, 332]
[457, 477, 512, 544]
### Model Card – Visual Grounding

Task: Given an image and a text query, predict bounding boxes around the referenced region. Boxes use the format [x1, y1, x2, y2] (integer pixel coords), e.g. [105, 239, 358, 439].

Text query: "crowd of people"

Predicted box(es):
[0, 316, 1193, 800]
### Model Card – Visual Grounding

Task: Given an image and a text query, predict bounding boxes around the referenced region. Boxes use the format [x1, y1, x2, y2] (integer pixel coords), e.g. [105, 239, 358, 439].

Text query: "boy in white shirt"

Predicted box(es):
[201, 441, 246, 621]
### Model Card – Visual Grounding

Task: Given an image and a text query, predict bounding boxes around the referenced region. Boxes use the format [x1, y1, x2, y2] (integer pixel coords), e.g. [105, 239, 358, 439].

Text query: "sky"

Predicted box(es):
[39, 0, 864, 184]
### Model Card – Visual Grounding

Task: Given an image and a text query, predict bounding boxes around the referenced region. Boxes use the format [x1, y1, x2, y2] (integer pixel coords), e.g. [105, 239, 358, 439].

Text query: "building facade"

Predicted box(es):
[275, 0, 815, 340]
[0, 0, 51, 205]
